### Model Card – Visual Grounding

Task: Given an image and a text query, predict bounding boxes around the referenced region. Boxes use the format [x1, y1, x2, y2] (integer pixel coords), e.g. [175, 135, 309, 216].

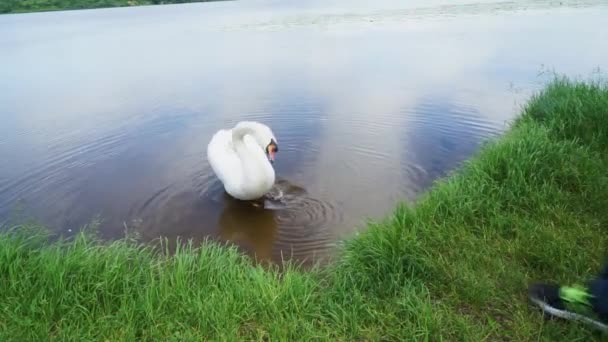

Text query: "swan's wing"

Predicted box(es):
[243, 134, 261, 151]
[207, 129, 242, 188]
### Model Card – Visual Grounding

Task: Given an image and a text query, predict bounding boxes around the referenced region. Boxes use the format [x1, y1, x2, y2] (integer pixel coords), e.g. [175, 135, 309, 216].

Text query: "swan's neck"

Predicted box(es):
[232, 125, 275, 193]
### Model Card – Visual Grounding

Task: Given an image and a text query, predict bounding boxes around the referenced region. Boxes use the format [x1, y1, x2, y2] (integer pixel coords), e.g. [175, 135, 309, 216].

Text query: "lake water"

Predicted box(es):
[1, 0, 607, 265]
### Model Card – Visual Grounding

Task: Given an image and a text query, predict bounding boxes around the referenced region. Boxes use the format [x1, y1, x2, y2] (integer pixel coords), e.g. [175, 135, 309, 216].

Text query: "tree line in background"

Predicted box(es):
[0, 0, 222, 14]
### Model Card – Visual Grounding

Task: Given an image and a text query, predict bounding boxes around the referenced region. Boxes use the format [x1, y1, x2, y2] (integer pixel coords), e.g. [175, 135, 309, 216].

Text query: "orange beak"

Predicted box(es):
[267, 143, 277, 163]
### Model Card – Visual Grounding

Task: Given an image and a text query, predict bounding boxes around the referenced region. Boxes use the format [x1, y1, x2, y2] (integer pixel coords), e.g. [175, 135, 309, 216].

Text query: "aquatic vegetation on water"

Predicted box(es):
[1, 78, 608, 340]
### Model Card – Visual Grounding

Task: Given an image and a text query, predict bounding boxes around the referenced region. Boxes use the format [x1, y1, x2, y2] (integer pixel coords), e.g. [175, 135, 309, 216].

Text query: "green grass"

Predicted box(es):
[1, 77, 608, 340]
[0, 0, 222, 14]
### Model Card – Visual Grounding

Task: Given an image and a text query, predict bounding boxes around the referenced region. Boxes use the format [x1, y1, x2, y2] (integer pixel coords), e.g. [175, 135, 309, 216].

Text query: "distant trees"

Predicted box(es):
[1, 0, 20, 13]
[0, 0, 223, 14]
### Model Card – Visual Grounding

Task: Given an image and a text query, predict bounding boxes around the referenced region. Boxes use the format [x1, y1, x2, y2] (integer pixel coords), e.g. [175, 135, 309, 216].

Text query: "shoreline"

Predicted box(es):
[1, 77, 607, 340]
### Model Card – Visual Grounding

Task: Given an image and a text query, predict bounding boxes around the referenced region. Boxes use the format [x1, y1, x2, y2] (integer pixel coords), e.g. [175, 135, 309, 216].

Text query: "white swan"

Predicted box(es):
[207, 121, 279, 200]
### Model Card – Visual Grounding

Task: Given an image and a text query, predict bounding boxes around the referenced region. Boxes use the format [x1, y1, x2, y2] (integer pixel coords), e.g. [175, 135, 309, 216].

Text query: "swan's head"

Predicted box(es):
[254, 124, 278, 163]
[265, 139, 278, 163]
[236, 121, 279, 163]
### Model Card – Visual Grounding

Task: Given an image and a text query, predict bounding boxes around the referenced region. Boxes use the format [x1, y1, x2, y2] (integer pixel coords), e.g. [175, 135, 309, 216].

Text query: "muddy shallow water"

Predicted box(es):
[1, 0, 607, 264]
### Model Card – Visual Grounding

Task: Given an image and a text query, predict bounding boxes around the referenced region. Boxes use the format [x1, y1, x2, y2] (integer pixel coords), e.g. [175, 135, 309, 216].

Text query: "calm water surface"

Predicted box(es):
[1, 0, 607, 264]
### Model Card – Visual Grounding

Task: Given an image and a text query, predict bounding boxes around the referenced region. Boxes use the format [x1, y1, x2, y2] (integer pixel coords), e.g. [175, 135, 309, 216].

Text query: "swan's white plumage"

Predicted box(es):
[207, 129, 241, 187]
[207, 122, 277, 200]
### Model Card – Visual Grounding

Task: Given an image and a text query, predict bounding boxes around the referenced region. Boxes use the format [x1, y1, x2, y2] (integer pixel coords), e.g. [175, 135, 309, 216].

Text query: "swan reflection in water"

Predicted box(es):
[217, 193, 277, 263]
[133, 180, 337, 265]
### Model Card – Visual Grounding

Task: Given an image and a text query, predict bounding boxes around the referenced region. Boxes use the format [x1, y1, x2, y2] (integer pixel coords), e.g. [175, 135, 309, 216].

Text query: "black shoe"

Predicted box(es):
[528, 283, 608, 332]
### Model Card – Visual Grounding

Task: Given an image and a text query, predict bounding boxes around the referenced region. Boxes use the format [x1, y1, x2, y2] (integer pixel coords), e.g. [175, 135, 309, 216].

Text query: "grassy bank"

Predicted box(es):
[1, 78, 608, 340]
[0, 0, 222, 14]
